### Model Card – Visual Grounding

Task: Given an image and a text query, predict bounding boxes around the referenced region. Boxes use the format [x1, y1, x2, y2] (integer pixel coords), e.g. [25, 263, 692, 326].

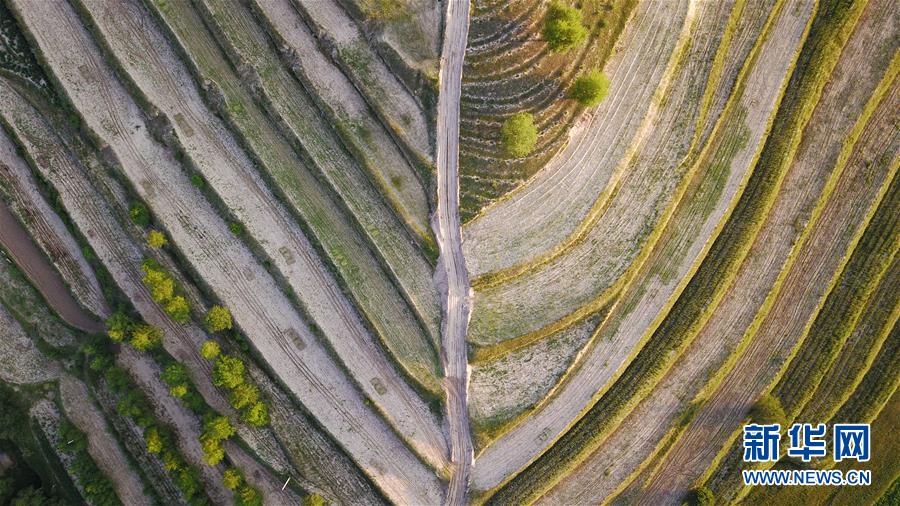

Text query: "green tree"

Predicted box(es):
[130, 324, 164, 351]
[749, 393, 787, 427]
[200, 340, 221, 360]
[176, 467, 201, 500]
[105, 311, 132, 342]
[500, 112, 538, 158]
[203, 416, 236, 441]
[542, 2, 587, 52]
[205, 305, 233, 332]
[165, 296, 191, 323]
[570, 70, 610, 107]
[200, 435, 225, 466]
[143, 268, 174, 304]
[145, 427, 163, 454]
[129, 202, 150, 227]
[169, 384, 189, 398]
[236, 485, 262, 506]
[161, 363, 188, 386]
[213, 355, 245, 389]
[222, 468, 243, 490]
[146, 229, 168, 249]
[230, 383, 259, 410]
[241, 401, 269, 427]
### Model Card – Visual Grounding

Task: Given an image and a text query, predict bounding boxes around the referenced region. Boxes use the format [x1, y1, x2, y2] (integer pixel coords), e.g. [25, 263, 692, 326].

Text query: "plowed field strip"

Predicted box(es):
[8, 1, 442, 501]
[472, 0, 814, 497]
[542, 3, 894, 501]
[194, 0, 442, 348]
[75, 0, 447, 469]
[462, 0, 683, 279]
[143, 0, 442, 391]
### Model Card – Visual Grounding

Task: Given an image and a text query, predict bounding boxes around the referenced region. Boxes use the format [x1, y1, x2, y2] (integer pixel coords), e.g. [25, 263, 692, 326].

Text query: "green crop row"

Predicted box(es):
[775, 186, 900, 417]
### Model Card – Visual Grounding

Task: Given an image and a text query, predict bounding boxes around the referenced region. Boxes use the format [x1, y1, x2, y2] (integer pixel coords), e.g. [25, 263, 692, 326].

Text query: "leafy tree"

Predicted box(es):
[176, 466, 201, 499]
[241, 401, 269, 427]
[230, 383, 259, 410]
[213, 355, 245, 389]
[162, 450, 181, 472]
[129, 202, 150, 227]
[169, 384, 189, 398]
[749, 393, 787, 427]
[145, 427, 163, 454]
[130, 324, 164, 351]
[165, 296, 191, 323]
[143, 268, 175, 303]
[200, 340, 221, 360]
[222, 468, 243, 490]
[205, 305, 233, 332]
[105, 312, 132, 342]
[500, 112, 538, 158]
[542, 2, 587, 52]
[570, 70, 610, 106]
[303, 493, 327, 506]
[147, 229, 168, 249]
[200, 435, 225, 466]
[236, 485, 262, 506]
[161, 363, 188, 386]
[203, 416, 236, 441]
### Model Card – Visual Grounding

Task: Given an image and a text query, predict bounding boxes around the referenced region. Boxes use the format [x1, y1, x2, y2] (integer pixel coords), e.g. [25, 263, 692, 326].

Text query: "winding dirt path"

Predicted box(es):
[433, 1, 473, 504]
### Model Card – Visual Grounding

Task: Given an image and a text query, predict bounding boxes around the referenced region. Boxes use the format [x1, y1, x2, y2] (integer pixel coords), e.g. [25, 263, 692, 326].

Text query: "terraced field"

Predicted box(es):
[0, 0, 896, 504]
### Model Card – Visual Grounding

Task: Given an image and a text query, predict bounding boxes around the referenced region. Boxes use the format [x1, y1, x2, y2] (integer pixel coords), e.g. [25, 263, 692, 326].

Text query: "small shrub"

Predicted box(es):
[501, 112, 538, 158]
[200, 340, 221, 360]
[190, 173, 205, 188]
[205, 305, 233, 332]
[229, 222, 243, 236]
[570, 70, 610, 107]
[542, 2, 588, 52]
[146, 229, 168, 249]
[129, 202, 150, 227]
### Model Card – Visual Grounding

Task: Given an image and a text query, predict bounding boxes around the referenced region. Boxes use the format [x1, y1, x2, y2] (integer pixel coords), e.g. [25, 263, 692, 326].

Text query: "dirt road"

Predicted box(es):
[433, 1, 473, 504]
